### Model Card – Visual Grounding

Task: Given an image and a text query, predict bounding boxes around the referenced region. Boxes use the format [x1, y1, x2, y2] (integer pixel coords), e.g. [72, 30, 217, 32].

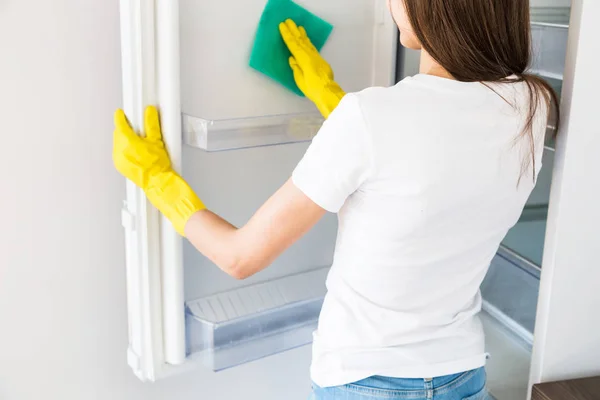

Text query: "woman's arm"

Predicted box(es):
[113, 48, 366, 282]
[113, 107, 327, 280]
[185, 179, 326, 279]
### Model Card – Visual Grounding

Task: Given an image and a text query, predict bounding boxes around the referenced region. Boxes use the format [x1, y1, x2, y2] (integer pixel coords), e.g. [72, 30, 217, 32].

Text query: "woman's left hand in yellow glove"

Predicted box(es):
[113, 106, 206, 236]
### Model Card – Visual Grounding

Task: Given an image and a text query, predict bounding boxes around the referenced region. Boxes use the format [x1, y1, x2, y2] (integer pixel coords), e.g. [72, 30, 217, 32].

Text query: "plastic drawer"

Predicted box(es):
[185, 267, 328, 370]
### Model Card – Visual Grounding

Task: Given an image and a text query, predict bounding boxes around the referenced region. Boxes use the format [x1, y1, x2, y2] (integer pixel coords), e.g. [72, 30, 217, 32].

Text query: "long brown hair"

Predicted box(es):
[402, 0, 560, 182]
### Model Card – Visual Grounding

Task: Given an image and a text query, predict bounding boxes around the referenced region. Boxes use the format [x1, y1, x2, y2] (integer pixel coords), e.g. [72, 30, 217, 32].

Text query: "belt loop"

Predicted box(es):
[424, 378, 433, 399]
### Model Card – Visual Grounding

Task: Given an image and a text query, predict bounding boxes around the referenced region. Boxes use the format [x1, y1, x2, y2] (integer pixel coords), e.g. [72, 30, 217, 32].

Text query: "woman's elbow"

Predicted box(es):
[223, 257, 266, 280]
[215, 237, 274, 280]
[228, 263, 253, 280]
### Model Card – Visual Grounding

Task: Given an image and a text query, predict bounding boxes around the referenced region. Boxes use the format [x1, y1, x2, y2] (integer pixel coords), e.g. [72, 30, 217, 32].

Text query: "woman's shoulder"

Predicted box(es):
[347, 78, 427, 132]
[351, 75, 447, 112]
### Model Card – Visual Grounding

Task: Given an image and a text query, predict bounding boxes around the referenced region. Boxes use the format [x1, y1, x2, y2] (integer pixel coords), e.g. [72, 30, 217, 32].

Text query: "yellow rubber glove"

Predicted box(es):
[113, 106, 205, 236]
[279, 19, 346, 119]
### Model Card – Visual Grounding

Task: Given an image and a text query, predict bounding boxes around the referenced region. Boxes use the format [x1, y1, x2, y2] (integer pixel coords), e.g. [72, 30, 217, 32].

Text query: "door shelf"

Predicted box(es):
[185, 267, 328, 371]
[182, 112, 324, 152]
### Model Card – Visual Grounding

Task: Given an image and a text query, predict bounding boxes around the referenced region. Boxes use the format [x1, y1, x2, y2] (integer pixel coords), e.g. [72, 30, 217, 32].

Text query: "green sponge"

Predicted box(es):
[249, 0, 333, 96]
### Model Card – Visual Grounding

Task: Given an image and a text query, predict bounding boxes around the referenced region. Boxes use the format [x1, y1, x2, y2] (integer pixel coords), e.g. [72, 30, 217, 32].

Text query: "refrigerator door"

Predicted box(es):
[118, 0, 398, 380]
[118, 0, 186, 381]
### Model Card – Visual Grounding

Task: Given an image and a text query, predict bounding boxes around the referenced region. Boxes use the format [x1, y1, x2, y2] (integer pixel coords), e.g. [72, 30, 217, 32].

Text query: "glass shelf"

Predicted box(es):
[518, 203, 549, 223]
[182, 112, 324, 152]
[530, 7, 570, 26]
[530, 20, 567, 150]
[185, 267, 328, 371]
[481, 246, 541, 347]
[530, 22, 569, 82]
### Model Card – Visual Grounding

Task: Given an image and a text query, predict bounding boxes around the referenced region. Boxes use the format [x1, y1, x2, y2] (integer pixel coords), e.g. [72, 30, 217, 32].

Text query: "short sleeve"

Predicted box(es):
[292, 94, 374, 213]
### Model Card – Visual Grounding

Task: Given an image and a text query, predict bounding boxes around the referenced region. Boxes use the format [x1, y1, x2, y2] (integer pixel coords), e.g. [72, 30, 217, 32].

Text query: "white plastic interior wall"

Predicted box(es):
[179, 0, 397, 370]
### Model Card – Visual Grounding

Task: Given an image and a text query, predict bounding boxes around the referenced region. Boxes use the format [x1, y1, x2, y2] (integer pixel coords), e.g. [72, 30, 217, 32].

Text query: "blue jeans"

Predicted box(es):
[311, 368, 490, 400]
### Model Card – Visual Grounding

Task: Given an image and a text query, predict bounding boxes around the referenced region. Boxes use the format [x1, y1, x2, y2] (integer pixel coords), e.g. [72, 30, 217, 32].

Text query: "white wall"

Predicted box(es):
[0, 1, 312, 399]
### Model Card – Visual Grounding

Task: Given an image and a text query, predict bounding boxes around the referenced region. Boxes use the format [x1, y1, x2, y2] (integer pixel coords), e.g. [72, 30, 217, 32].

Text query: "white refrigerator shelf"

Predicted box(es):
[185, 267, 328, 371]
[182, 112, 324, 152]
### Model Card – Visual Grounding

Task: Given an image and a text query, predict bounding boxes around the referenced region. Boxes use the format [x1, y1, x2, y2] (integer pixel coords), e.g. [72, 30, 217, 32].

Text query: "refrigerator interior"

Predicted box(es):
[488, 9, 569, 341]
[178, 0, 396, 369]
[481, 8, 570, 400]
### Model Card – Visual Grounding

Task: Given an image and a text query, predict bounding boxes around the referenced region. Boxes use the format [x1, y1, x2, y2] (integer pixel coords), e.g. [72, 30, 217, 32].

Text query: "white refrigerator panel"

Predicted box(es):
[179, 0, 396, 300]
[179, 0, 396, 371]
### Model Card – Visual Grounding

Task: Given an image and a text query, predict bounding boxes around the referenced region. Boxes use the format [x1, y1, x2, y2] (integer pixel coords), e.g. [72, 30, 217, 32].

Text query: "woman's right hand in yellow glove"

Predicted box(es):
[279, 19, 345, 119]
[113, 106, 206, 236]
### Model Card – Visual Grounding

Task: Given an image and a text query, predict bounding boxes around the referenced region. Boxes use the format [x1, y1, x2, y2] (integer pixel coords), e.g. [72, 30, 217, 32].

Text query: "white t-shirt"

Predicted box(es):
[292, 74, 547, 388]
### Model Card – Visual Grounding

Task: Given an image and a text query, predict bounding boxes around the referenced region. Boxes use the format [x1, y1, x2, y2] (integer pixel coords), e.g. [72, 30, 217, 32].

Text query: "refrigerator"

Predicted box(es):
[117, 1, 598, 398]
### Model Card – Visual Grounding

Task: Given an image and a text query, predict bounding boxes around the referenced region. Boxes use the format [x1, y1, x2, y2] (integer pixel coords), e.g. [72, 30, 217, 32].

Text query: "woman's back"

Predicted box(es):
[292, 75, 547, 387]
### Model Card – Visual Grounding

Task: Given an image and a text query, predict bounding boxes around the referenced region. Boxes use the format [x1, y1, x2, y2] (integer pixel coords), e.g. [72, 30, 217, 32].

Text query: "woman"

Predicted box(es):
[113, 0, 558, 399]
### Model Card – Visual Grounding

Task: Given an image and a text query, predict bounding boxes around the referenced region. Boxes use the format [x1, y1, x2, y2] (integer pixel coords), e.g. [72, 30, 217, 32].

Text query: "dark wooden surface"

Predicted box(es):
[532, 376, 600, 400]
